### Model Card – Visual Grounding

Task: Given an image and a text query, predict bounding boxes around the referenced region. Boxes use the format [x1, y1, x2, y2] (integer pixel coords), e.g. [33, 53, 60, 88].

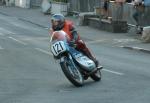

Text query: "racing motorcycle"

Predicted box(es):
[50, 30, 102, 87]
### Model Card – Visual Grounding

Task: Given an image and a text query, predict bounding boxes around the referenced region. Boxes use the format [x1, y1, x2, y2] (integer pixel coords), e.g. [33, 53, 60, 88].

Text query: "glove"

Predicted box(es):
[72, 30, 78, 41]
[69, 40, 76, 48]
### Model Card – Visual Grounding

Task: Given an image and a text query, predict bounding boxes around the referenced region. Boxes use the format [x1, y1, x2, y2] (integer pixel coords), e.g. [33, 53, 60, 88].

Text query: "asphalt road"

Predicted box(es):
[0, 13, 150, 103]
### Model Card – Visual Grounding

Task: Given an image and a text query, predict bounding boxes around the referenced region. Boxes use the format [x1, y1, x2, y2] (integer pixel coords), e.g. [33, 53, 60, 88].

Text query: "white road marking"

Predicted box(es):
[113, 39, 137, 43]
[85, 39, 126, 76]
[8, 37, 27, 45]
[86, 39, 106, 44]
[0, 32, 4, 36]
[119, 46, 145, 51]
[0, 27, 16, 34]
[35, 47, 124, 76]
[86, 38, 138, 45]
[102, 69, 124, 76]
[22, 37, 49, 41]
[35, 48, 53, 56]
[0, 45, 4, 49]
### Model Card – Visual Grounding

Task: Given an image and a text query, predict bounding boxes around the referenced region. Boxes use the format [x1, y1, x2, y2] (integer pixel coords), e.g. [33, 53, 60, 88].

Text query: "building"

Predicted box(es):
[2, 0, 42, 8]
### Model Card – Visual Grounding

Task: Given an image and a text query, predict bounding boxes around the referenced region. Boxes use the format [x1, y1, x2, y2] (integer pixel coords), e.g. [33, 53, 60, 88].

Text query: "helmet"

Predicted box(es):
[51, 14, 65, 31]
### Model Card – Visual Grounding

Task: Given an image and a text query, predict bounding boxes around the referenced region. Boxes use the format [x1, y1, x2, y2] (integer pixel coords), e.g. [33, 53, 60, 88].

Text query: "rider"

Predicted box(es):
[49, 14, 101, 68]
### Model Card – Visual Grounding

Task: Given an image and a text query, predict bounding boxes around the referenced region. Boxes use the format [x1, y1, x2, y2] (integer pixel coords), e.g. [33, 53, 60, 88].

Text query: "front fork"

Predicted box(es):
[60, 54, 80, 76]
[60, 54, 76, 69]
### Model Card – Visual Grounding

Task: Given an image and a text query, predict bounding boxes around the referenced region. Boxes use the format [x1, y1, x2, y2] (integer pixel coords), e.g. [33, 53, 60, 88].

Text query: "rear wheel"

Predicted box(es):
[61, 56, 84, 87]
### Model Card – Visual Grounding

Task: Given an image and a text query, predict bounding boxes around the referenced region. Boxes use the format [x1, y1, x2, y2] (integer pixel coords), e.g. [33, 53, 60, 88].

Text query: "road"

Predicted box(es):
[0, 13, 150, 103]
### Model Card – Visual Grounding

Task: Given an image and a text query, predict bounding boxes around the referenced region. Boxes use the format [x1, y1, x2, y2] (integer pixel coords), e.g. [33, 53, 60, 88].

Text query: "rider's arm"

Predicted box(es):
[70, 25, 78, 42]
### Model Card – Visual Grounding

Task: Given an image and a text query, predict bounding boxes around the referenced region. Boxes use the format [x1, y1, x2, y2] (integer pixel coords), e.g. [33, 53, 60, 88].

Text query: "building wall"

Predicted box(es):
[14, 0, 42, 8]
[15, 0, 30, 8]
[51, 1, 68, 16]
[68, 0, 100, 12]
[109, 2, 150, 26]
[30, 0, 42, 7]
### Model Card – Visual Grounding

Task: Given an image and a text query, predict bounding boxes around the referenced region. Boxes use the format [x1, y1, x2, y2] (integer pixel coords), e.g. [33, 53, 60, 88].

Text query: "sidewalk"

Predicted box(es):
[121, 42, 150, 54]
[0, 6, 50, 28]
[0, 6, 78, 29]
[0, 6, 150, 54]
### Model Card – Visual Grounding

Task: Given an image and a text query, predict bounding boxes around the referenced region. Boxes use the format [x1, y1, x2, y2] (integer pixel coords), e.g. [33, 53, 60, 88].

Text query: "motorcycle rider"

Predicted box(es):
[49, 14, 101, 69]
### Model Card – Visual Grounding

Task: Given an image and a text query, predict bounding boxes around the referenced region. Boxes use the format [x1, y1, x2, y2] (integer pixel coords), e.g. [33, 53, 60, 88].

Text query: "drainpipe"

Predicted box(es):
[99, 0, 101, 20]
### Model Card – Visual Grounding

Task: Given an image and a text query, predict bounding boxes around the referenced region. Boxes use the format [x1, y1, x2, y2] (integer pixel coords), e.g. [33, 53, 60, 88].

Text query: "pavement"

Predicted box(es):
[0, 6, 150, 54]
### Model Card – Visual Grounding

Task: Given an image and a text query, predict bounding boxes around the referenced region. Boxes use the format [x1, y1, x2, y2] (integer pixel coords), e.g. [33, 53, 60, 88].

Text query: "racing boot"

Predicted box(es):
[93, 59, 103, 70]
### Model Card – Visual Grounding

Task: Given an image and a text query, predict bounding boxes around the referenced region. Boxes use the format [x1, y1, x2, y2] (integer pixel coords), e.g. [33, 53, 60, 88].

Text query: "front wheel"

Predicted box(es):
[90, 69, 101, 81]
[60, 56, 84, 87]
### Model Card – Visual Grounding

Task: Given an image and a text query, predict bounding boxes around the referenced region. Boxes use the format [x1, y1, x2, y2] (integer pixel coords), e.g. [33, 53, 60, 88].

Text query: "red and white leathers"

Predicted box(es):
[50, 20, 99, 67]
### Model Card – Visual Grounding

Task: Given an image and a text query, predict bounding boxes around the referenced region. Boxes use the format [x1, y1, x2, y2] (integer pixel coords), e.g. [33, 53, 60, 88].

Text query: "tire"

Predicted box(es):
[90, 69, 101, 81]
[60, 57, 84, 87]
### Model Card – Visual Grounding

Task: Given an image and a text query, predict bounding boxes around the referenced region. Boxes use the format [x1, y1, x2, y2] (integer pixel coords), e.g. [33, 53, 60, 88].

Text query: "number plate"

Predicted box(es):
[51, 41, 67, 56]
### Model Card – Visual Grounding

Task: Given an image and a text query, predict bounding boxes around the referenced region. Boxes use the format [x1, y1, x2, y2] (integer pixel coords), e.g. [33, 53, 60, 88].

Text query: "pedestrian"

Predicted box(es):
[132, 0, 145, 34]
[5, 0, 9, 6]
[102, 0, 110, 19]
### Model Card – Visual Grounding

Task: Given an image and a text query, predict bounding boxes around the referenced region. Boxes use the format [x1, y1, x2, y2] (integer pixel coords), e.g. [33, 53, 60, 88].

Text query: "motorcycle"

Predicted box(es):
[50, 30, 102, 87]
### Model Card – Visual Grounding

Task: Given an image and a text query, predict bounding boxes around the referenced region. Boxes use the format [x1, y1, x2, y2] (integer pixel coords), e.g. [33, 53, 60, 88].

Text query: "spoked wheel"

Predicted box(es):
[61, 57, 84, 87]
[90, 69, 101, 81]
